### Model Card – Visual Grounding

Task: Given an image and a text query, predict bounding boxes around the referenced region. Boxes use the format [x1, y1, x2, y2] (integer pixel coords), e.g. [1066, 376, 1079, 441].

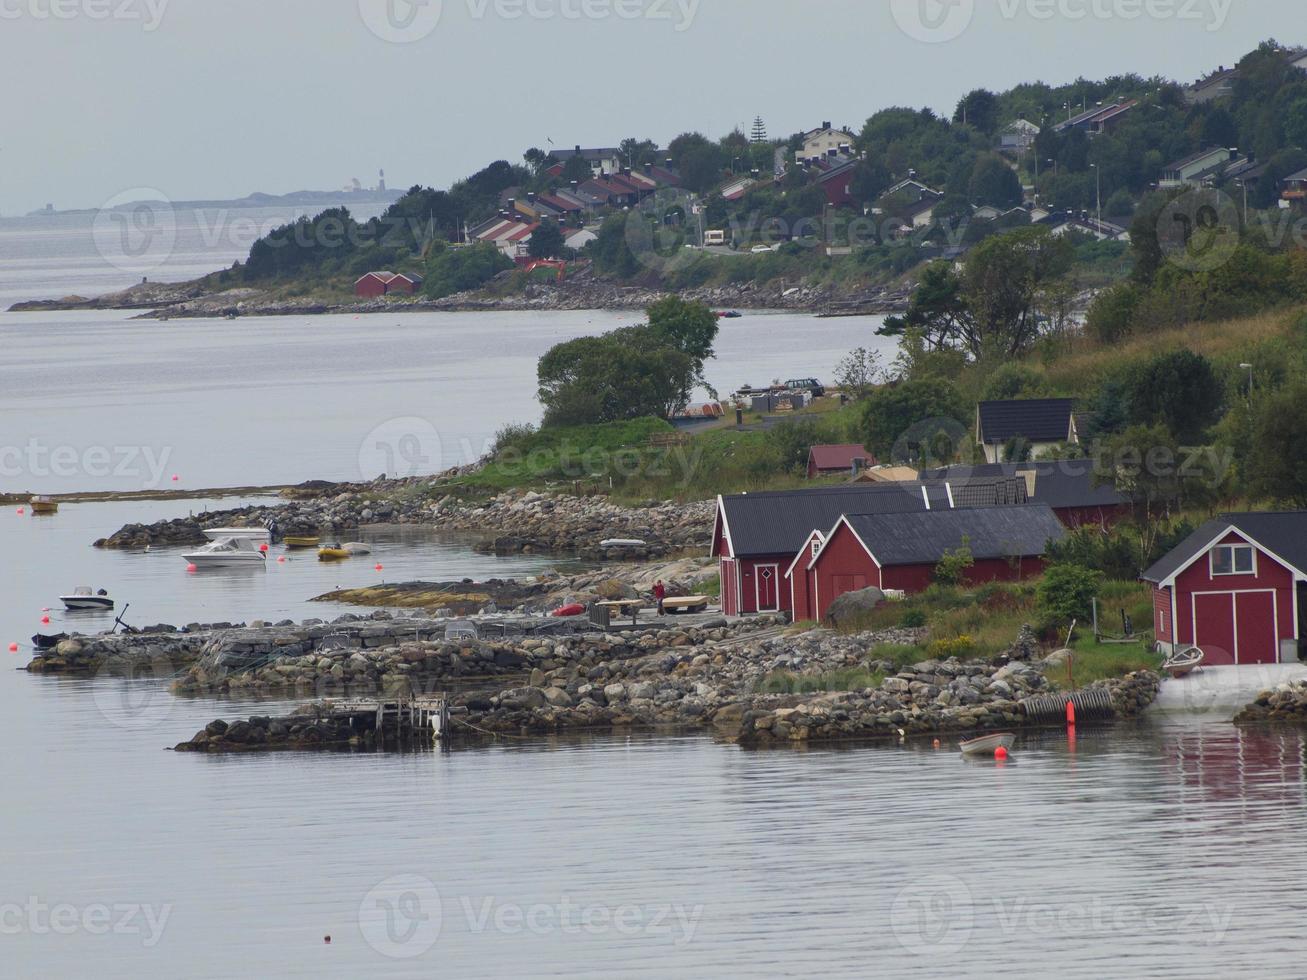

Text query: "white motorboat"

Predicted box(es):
[959, 733, 1016, 757]
[183, 537, 268, 568]
[201, 526, 272, 544]
[61, 587, 114, 611]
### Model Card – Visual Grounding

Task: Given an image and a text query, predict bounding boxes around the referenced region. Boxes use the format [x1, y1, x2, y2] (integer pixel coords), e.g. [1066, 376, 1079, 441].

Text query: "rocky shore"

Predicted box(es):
[10, 272, 911, 319]
[170, 619, 1163, 752]
[1234, 681, 1307, 724]
[96, 485, 715, 559]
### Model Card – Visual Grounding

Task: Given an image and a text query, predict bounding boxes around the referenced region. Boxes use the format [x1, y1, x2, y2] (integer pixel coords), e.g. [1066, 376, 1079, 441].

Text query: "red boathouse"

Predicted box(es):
[1143, 513, 1307, 665]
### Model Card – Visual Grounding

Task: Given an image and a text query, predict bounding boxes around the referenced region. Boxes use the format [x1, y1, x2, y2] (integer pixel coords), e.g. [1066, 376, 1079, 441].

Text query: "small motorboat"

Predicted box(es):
[284, 535, 320, 549]
[30, 495, 59, 515]
[61, 587, 114, 611]
[183, 537, 267, 568]
[600, 539, 647, 549]
[1162, 646, 1205, 679]
[32, 632, 68, 650]
[715, 310, 742, 319]
[959, 733, 1016, 757]
[202, 526, 272, 544]
[342, 542, 372, 556]
[318, 546, 351, 562]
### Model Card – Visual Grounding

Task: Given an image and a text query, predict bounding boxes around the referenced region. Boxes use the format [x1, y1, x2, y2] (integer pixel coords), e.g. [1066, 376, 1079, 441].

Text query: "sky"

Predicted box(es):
[0, 0, 1299, 214]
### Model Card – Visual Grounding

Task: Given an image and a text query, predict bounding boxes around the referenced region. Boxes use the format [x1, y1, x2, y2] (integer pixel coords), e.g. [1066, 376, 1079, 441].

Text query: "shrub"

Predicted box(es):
[934, 537, 975, 586]
[900, 609, 927, 629]
[491, 422, 536, 455]
[1036, 563, 1103, 628]
[927, 634, 977, 660]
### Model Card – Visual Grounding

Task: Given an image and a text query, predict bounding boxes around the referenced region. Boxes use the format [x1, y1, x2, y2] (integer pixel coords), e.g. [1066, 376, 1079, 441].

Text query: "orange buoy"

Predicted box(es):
[932, 738, 941, 749]
[1066, 700, 1077, 727]
[995, 746, 1009, 761]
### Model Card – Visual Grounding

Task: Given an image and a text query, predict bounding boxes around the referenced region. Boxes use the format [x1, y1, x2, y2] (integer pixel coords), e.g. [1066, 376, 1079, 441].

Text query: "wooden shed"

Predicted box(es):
[1143, 513, 1307, 666]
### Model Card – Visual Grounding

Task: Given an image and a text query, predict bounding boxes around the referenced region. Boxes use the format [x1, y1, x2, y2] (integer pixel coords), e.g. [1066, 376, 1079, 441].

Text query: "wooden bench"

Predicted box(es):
[661, 596, 710, 615]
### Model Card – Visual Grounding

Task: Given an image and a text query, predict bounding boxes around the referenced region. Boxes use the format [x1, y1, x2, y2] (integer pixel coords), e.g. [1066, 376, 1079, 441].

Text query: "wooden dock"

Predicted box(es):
[328, 695, 450, 740]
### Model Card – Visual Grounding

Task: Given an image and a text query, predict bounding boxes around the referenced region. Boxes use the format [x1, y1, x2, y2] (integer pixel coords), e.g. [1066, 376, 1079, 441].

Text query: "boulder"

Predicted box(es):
[824, 588, 886, 626]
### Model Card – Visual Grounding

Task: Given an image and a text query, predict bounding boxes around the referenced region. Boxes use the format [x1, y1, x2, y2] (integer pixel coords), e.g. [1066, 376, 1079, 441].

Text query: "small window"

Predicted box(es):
[811, 540, 822, 559]
[1211, 545, 1255, 576]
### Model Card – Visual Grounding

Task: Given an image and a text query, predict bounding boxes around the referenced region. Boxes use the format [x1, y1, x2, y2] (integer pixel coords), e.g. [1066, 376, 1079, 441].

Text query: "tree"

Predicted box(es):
[833, 348, 883, 398]
[527, 220, 565, 259]
[669, 132, 728, 194]
[858, 379, 968, 462]
[1084, 283, 1142, 343]
[537, 328, 696, 426]
[422, 242, 513, 299]
[968, 154, 1023, 207]
[750, 117, 768, 143]
[959, 227, 1073, 358]
[646, 296, 719, 397]
[953, 89, 1000, 134]
[879, 262, 972, 350]
[1244, 380, 1307, 505]
[1037, 563, 1104, 625]
[1125, 349, 1224, 443]
[935, 536, 976, 586]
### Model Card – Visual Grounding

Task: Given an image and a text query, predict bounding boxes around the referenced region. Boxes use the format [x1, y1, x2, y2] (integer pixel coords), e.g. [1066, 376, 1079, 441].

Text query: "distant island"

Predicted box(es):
[24, 186, 405, 218]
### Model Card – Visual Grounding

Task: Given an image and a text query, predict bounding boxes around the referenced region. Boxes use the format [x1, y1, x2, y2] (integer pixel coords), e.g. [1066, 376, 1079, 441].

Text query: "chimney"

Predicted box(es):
[575, 144, 582, 152]
[822, 120, 831, 130]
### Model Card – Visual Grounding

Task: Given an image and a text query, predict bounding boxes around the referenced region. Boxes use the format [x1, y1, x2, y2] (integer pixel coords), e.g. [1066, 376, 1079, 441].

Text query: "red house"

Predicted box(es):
[807, 444, 875, 479]
[712, 477, 1030, 617]
[1143, 513, 1307, 666]
[795, 506, 1065, 622]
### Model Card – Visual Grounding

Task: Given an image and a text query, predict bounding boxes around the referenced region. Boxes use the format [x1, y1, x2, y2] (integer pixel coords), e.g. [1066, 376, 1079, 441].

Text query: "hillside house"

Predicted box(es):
[1000, 119, 1041, 151]
[796, 123, 856, 163]
[1144, 513, 1307, 665]
[1160, 147, 1239, 188]
[807, 445, 875, 479]
[976, 399, 1079, 463]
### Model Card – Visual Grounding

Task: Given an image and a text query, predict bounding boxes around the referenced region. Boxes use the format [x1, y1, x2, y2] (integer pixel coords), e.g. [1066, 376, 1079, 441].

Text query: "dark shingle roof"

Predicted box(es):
[1142, 512, 1307, 583]
[922, 460, 1126, 509]
[844, 506, 1065, 566]
[977, 399, 1076, 445]
[719, 478, 1028, 558]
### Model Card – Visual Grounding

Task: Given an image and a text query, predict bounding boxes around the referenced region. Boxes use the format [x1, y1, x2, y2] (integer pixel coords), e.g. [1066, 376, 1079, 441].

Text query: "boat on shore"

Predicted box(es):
[32, 632, 69, 650]
[1162, 646, 1205, 679]
[183, 537, 267, 567]
[202, 526, 272, 544]
[30, 495, 59, 515]
[959, 733, 1016, 757]
[60, 587, 114, 611]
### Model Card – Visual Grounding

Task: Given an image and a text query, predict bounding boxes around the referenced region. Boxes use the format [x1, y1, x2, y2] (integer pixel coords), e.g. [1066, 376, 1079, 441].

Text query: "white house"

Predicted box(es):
[1000, 119, 1041, 151]
[796, 122, 856, 163]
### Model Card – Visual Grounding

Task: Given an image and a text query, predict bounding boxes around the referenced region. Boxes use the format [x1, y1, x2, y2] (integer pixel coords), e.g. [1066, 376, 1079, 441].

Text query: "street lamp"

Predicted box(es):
[1090, 162, 1101, 227]
[1240, 363, 1254, 403]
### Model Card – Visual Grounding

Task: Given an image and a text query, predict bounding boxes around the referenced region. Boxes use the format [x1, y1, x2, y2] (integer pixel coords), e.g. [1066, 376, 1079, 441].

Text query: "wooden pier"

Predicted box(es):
[329, 695, 451, 740]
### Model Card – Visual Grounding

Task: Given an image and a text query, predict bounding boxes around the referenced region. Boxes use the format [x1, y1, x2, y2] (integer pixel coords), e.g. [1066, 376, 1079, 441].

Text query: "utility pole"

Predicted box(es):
[1091, 163, 1101, 228]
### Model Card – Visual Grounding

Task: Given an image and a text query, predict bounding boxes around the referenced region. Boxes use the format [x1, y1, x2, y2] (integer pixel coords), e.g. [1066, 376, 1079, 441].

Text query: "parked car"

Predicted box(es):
[785, 378, 825, 397]
[750, 244, 775, 254]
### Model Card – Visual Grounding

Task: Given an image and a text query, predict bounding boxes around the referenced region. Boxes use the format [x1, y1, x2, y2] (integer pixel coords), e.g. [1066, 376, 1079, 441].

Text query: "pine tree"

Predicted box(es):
[750, 116, 768, 144]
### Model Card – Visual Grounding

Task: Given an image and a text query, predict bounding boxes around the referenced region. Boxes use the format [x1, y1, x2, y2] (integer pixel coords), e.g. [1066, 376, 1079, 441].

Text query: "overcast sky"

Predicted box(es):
[0, 0, 1297, 214]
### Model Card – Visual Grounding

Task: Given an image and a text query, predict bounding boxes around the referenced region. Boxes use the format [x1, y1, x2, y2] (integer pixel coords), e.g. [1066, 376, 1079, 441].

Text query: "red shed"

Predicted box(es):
[355, 271, 395, 299]
[807, 444, 875, 480]
[803, 506, 1065, 620]
[1143, 513, 1307, 666]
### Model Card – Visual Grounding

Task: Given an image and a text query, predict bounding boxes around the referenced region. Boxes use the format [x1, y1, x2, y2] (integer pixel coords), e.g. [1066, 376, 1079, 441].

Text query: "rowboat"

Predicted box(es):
[1161, 646, 1205, 679]
[32, 633, 68, 650]
[202, 527, 272, 544]
[959, 733, 1016, 757]
[318, 547, 351, 562]
[61, 587, 114, 611]
[284, 535, 320, 549]
[183, 537, 267, 568]
[30, 495, 58, 515]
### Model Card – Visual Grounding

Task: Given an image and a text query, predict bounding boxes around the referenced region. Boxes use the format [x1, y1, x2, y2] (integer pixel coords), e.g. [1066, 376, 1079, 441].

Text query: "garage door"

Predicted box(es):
[1193, 591, 1278, 665]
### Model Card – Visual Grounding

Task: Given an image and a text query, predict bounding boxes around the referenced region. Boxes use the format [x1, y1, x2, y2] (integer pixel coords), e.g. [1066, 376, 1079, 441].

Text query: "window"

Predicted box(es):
[1211, 545, 1255, 576]
[811, 540, 822, 559]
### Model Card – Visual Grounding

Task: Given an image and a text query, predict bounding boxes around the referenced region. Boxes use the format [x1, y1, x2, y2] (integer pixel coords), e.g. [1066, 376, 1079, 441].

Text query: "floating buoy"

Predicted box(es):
[186, 563, 198, 573]
[1066, 700, 1077, 727]
[16, 507, 24, 515]
[932, 738, 941, 750]
[259, 543, 269, 553]
[171, 475, 180, 482]
[40, 616, 50, 625]
[995, 746, 1009, 761]
[323, 935, 331, 944]
[375, 563, 384, 572]
[7, 643, 17, 653]
[277, 556, 287, 563]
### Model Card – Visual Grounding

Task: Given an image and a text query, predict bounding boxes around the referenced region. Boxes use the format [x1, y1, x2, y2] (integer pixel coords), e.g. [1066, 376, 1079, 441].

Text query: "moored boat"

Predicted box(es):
[60, 587, 114, 611]
[30, 495, 59, 515]
[959, 733, 1016, 757]
[284, 535, 320, 549]
[183, 537, 267, 568]
[318, 547, 351, 562]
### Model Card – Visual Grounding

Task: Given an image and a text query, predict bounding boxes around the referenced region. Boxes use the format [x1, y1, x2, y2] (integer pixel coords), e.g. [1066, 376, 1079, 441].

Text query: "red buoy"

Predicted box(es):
[277, 556, 287, 563]
[259, 543, 269, 553]
[995, 746, 1009, 761]
[187, 563, 198, 573]
[171, 475, 180, 482]
[40, 616, 50, 625]
[7, 643, 18, 653]
[375, 563, 384, 572]
[16, 507, 24, 515]
[1066, 700, 1077, 727]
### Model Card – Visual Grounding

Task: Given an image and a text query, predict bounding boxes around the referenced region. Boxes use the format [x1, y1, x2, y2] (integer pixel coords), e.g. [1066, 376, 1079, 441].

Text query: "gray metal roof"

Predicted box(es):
[977, 399, 1076, 445]
[719, 478, 1028, 558]
[845, 506, 1066, 566]
[1142, 513, 1307, 583]
[922, 460, 1126, 510]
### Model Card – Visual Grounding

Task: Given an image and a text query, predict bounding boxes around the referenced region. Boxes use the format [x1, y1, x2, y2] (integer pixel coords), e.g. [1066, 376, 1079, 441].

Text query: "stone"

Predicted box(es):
[824, 587, 887, 626]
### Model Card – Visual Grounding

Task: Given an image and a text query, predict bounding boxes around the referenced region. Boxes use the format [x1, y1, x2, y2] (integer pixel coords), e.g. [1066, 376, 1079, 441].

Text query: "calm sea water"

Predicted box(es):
[3, 226, 1306, 978]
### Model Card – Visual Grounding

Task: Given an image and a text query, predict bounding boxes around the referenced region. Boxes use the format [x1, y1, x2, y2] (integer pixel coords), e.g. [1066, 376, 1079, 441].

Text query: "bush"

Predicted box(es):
[1036, 563, 1103, 628]
[927, 634, 977, 660]
[491, 422, 536, 455]
[934, 537, 975, 586]
[900, 609, 927, 629]
[1085, 283, 1141, 343]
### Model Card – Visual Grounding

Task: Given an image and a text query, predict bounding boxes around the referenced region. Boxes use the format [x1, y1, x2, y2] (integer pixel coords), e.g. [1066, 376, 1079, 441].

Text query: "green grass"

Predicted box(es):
[1047, 638, 1162, 689]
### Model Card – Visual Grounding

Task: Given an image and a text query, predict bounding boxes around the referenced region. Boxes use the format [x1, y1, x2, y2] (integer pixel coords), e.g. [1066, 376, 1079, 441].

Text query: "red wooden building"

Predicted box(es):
[1143, 513, 1307, 666]
[807, 444, 875, 479]
[794, 506, 1065, 622]
[712, 477, 1030, 617]
[354, 271, 424, 298]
